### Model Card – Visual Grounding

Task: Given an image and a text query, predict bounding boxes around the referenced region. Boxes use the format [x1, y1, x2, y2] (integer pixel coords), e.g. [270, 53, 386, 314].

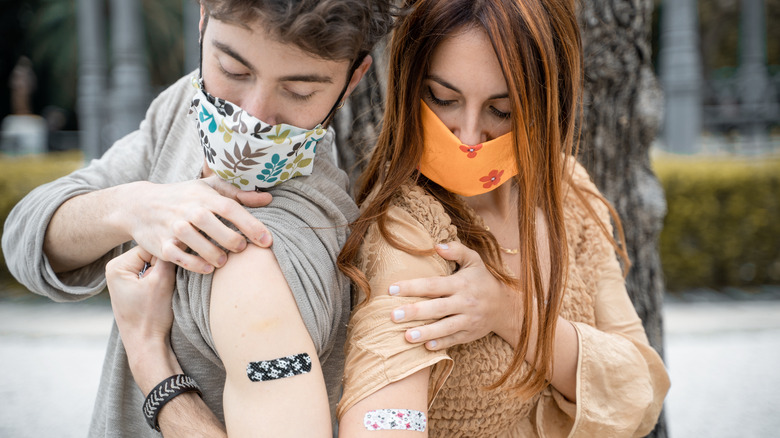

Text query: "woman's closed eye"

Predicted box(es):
[489, 105, 511, 119]
[427, 87, 455, 107]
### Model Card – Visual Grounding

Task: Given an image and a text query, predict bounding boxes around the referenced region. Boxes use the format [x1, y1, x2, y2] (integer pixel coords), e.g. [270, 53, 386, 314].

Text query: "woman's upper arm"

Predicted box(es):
[209, 245, 331, 438]
[338, 203, 455, 434]
[339, 368, 431, 437]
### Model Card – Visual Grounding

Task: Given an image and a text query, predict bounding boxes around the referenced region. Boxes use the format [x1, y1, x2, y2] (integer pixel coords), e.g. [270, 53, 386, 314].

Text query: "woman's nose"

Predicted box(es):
[453, 118, 486, 146]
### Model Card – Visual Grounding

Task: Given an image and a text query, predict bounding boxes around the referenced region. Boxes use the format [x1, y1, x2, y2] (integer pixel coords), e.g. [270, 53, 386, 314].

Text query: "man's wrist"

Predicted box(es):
[105, 181, 148, 243]
[126, 338, 183, 395]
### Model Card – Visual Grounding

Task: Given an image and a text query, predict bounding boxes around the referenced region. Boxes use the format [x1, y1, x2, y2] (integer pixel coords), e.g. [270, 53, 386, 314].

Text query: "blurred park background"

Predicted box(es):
[0, 0, 778, 437]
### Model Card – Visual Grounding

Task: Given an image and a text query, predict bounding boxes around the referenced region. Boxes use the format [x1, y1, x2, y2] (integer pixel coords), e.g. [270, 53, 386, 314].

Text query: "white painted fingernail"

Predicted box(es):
[409, 330, 421, 340]
[393, 309, 405, 321]
[388, 285, 400, 295]
[428, 340, 438, 348]
[436, 243, 449, 250]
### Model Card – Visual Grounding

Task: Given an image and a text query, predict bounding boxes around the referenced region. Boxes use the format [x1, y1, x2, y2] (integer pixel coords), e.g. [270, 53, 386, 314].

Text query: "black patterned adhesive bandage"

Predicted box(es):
[247, 353, 312, 382]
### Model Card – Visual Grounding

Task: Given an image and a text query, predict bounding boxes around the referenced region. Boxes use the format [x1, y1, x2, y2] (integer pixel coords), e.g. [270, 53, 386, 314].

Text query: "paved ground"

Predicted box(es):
[1, 293, 779, 437]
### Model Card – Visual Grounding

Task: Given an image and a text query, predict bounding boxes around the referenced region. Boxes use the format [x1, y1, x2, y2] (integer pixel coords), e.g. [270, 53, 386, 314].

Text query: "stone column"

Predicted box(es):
[738, 0, 772, 152]
[184, 0, 200, 74]
[76, 0, 107, 160]
[659, 0, 702, 154]
[109, 0, 150, 149]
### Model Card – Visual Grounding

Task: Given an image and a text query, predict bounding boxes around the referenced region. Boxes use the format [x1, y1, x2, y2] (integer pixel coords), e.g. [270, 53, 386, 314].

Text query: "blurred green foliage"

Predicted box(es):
[1, 152, 778, 294]
[655, 157, 780, 290]
[0, 151, 83, 287]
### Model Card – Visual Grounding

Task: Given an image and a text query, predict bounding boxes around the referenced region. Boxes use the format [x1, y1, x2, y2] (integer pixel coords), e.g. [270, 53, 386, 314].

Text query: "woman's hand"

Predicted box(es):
[106, 246, 176, 348]
[387, 241, 522, 350]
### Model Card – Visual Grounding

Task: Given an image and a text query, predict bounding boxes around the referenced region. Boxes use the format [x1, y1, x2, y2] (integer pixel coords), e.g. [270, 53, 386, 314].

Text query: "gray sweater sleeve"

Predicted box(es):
[175, 130, 359, 355]
[1, 75, 196, 302]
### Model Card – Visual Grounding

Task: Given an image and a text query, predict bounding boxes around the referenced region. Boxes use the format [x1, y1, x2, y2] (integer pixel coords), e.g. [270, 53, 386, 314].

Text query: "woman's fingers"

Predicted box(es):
[402, 315, 470, 347]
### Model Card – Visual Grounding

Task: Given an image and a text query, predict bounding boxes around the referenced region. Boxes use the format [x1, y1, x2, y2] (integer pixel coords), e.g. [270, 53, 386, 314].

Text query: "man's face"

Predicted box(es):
[200, 12, 363, 129]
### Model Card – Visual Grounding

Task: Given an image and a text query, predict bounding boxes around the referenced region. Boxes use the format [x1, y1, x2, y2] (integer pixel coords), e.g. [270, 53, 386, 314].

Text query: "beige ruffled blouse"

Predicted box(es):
[338, 160, 670, 437]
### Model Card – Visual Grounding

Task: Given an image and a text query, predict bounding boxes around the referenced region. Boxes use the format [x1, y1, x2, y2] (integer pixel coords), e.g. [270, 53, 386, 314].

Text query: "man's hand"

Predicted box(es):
[106, 246, 176, 347]
[106, 247, 230, 437]
[386, 241, 523, 350]
[120, 173, 273, 275]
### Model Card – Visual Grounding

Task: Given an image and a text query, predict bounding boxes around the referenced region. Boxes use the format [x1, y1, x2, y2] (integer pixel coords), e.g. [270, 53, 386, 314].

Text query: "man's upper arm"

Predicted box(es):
[209, 245, 332, 438]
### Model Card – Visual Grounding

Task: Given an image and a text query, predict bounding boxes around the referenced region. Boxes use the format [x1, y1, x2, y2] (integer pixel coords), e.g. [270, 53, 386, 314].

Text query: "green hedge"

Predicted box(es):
[0, 151, 83, 289]
[655, 156, 780, 291]
[1, 151, 778, 293]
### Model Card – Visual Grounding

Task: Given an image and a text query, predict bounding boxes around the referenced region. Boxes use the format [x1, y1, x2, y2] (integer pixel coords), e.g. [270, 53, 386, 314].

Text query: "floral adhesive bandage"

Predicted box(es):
[246, 353, 312, 382]
[363, 409, 427, 432]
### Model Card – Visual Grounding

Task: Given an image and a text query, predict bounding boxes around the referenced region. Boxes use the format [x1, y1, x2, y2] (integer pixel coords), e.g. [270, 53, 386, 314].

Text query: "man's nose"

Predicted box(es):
[242, 89, 277, 125]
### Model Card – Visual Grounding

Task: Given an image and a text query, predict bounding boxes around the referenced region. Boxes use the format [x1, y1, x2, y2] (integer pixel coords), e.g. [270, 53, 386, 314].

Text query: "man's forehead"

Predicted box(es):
[207, 17, 350, 79]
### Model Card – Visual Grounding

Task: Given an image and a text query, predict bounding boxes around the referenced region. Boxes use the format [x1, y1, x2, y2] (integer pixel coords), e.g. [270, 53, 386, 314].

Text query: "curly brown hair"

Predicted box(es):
[199, 0, 397, 61]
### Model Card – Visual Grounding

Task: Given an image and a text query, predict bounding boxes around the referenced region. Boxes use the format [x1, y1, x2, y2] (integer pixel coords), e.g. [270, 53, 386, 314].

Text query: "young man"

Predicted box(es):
[2, 1, 394, 436]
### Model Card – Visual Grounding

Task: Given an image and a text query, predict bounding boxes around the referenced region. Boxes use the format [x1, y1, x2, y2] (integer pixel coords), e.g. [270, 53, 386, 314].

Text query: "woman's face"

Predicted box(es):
[423, 27, 512, 146]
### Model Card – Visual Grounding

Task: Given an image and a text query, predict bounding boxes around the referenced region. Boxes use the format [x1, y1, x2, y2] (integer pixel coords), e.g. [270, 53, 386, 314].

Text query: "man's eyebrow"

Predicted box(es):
[427, 74, 509, 100]
[212, 40, 255, 72]
[278, 74, 334, 84]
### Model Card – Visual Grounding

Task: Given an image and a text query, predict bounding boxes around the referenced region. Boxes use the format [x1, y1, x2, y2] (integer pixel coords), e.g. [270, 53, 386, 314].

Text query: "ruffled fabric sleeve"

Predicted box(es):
[535, 161, 670, 437]
[337, 185, 456, 419]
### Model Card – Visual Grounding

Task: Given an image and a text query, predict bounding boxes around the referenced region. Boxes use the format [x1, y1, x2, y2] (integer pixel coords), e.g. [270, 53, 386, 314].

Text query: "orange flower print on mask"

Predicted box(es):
[459, 144, 483, 158]
[480, 169, 504, 189]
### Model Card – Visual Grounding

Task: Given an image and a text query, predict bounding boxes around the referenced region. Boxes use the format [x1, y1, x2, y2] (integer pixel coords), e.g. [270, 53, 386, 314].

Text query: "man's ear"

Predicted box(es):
[342, 55, 374, 101]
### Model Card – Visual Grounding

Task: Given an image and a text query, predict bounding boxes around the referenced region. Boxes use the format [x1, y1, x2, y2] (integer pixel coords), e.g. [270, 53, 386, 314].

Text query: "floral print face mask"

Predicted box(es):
[418, 101, 519, 197]
[190, 77, 328, 191]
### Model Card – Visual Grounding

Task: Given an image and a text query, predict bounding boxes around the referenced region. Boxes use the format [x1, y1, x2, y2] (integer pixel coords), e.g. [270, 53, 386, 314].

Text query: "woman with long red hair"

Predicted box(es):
[337, 0, 669, 436]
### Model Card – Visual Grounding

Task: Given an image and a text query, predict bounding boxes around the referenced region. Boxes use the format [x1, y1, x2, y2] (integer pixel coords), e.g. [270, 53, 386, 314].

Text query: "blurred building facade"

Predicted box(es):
[660, 0, 779, 154]
[75, 0, 196, 160]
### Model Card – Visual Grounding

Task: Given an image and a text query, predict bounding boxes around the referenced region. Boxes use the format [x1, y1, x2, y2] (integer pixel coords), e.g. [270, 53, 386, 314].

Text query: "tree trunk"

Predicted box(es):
[336, 1, 668, 436]
[578, 1, 668, 436]
[333, 38, 389, 190]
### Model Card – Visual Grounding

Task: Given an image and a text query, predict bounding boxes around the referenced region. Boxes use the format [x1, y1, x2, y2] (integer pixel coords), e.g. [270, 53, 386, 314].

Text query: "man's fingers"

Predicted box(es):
[172, 219, 228, 268]
[236, 190, 273, 208]
[146, 258, 175, 282]
[160, 239, 215, 274]
[207, 195, 273, 248]
[189, 207, 249, 254]
[435, 241, 483, 268]
[202, 174, 272, 208]
[107, 246, 151, 277]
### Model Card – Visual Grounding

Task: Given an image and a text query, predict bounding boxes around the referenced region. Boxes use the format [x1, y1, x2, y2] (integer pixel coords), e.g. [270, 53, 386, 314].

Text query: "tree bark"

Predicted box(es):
[333, 38, 389, 191]
[336, 1, 668, 436]
[578, 1, 668, 436]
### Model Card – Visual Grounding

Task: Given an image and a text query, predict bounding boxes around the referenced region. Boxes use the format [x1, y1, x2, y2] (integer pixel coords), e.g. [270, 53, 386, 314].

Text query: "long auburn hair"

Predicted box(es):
[338, 0, 628, 396]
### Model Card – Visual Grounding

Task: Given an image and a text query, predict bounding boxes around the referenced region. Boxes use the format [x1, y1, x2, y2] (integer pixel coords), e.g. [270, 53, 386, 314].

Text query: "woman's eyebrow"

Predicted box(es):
[426, 75, 461, 94]
[212, 39, 256, 72]
[426, 74, 509, 100]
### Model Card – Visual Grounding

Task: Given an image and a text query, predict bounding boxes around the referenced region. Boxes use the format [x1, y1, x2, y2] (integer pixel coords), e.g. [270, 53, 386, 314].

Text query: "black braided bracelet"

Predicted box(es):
[142, 374, 203, 431]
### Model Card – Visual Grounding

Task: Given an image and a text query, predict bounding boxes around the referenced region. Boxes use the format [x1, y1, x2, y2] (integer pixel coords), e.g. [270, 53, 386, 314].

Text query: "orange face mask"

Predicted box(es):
[418, 101, 518, 197]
